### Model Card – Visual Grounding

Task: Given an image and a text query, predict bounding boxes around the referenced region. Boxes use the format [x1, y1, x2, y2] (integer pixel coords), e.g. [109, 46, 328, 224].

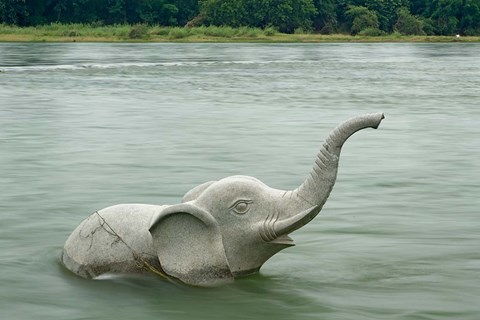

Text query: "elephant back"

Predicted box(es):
[61, 204, 166, 278]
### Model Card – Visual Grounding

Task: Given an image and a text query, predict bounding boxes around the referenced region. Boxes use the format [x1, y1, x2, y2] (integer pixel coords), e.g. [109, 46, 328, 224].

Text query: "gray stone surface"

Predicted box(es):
[62, 112, 385, 286]
[61, 204, 166, 278]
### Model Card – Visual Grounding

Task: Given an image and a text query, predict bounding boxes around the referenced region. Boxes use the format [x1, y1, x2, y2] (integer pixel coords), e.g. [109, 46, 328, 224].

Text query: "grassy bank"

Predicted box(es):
[1, 23, 479, 43]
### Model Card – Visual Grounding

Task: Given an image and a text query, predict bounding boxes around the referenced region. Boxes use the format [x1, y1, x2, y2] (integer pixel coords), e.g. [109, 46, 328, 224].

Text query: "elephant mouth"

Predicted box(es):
[260, 206, 319, 246]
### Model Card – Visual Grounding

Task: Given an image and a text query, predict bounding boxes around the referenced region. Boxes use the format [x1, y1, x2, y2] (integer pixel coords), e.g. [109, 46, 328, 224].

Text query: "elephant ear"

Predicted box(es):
[181, 181, 216, 203]
[149, 204, 233, 286]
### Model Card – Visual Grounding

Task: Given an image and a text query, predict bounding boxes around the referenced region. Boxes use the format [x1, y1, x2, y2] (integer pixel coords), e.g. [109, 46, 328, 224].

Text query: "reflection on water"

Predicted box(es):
[1, 43, 480, 320]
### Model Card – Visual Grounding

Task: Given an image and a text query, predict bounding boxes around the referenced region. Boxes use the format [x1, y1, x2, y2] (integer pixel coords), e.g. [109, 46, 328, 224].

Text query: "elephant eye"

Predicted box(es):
[230, 200, 253, 215]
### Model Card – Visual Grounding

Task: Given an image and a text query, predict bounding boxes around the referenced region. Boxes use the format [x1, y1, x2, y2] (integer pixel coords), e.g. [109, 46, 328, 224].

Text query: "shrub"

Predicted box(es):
[236, 26, 260, 37]
[168, 27, 190, 39]
[111, 24, 130, 37]
[390, 30, 402, 38]
[294, 27, 311, 34]
[151, 26, 171, 36]
[90, 21, 104, 28]
[319, 21, 337, 34]
[357, 27, 385, 36]
[128, 24, 149, 39]
[61, 30, 80, 37]
[263, 26, 277, 36]
[204, 26, 236, 37]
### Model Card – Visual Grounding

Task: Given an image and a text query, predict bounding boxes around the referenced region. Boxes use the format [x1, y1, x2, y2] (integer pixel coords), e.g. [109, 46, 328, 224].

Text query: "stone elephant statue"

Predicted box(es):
[61, 113, 385, 286]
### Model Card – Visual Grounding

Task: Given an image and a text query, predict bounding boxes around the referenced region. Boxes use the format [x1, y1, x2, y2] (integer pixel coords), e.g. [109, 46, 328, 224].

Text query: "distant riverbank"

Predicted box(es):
[1, 24, 479, 43]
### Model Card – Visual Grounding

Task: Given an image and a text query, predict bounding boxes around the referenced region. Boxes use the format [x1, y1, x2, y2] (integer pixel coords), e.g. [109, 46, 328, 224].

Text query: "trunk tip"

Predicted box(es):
[372, 112, 385, 129]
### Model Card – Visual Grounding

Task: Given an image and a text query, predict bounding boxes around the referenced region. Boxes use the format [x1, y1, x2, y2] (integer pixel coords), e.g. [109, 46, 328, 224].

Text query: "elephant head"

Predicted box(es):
[149, 113, 384, 286]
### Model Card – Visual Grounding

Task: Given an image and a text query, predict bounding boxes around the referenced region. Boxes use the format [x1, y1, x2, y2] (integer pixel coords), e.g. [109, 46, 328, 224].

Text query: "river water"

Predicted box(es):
[1, 43, 479, 320]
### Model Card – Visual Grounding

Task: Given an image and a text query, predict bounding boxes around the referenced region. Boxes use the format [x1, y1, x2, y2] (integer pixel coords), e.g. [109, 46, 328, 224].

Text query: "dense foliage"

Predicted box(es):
[1, 0, 480, 35]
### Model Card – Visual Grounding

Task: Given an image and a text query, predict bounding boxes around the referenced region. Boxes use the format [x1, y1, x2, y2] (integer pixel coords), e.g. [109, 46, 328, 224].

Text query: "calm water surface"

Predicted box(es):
[1, 43, 479, 320]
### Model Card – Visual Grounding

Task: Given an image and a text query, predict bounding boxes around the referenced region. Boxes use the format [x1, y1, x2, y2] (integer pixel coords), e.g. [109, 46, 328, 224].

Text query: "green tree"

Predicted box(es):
[423, 0, 480, 35]
[429, 0, 460, 34]
[1, 0, 479, 35]
[338, 0, 410, 31]
[136, 0, 179, 25]
[458, 0, 480, 35]
[0, 0, 184, 25]
[200, 0, 316, 33]
[0, 0, 28, 25]
[363, 0, 410, 31]
[256, 0, 317, 32]
[346, 5, 379, 34]
[25, 0, 48, 25]
[172, 0, 199, 26]
[410, 0, 427, 15]
[200, 0, 249, 27]
[394, 7, 425, 34]
[312, 0, 337, 33]
[106, 0, 127, 24]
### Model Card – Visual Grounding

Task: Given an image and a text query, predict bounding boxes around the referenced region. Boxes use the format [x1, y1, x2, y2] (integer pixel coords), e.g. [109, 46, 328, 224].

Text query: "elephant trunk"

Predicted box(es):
[293, 112, 385, 211]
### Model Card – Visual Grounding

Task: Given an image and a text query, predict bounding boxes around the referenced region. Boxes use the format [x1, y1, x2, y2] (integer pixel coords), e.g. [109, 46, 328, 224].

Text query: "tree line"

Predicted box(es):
[1, 0, 480, 35]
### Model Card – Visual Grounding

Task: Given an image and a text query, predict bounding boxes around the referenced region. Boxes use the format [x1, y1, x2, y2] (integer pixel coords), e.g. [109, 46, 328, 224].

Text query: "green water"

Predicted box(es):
[1, 43, 479, 320]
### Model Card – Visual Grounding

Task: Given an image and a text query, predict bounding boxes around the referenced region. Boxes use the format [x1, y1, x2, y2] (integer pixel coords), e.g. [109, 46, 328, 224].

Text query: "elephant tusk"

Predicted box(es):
[273, 206, 320, 237]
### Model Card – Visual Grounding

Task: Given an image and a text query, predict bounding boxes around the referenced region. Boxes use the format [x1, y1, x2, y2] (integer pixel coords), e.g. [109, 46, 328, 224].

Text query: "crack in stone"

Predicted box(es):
[73, 210, 175, 283]
[78, 215, 104, 251]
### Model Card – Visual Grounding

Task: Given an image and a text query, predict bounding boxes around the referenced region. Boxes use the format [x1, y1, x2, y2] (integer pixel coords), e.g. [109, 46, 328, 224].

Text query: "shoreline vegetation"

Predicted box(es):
[1, 24, 480, 43]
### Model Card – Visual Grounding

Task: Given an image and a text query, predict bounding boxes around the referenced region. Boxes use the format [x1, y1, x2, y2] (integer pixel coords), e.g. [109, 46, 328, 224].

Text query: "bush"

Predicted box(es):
[90, 21, 104, 28]
[263, 26, 277, 36]
[394, 8, 425, 35]
[151, 26, 171, 36]
[390, 30, 402, 38]
[61, 30, 80, 37]
[319, 21, 337, 34]
[294, 27, 312, 34]
[168, 27, 190, 39]
[203, 26, 236, 37]
[128, 24, 149, 39]
[236, 26, 260, 37]
[357, 27, 385, 36]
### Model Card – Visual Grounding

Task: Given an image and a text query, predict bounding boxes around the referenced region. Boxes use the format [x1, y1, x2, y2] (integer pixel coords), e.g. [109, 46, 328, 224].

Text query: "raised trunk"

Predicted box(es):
[293, 112, 385, 210]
